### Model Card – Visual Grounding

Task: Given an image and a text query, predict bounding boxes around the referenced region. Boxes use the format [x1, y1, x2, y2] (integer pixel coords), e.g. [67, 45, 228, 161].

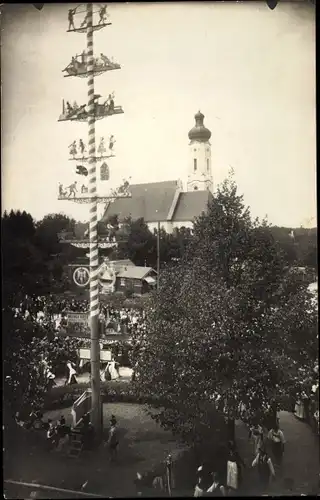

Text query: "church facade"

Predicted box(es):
[103, 111, 214, 234]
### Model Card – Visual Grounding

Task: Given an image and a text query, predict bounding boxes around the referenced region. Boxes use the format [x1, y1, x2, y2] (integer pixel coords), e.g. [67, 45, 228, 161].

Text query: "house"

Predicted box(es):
[115, 265, 157, 295]
[103, 111, 214, 234]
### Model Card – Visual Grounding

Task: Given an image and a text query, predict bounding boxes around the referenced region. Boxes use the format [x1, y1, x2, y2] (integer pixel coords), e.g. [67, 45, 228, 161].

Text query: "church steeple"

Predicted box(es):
[187, 111, 213, 192]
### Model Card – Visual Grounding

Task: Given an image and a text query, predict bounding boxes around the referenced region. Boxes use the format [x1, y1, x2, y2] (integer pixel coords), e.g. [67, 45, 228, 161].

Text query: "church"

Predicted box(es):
[103, 111, 214, 234]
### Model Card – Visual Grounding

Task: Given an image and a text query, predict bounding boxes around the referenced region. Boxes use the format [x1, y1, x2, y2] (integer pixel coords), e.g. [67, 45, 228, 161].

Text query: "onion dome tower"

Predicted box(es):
[187, 111, 213, 192]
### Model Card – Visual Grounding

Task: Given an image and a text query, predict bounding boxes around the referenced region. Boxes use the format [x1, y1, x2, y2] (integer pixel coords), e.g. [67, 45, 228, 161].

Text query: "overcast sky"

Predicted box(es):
[1, 1, 316, 227]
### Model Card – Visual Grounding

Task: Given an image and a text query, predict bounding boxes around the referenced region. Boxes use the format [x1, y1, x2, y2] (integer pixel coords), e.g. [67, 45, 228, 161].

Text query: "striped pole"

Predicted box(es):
[87, 2, 101, 439]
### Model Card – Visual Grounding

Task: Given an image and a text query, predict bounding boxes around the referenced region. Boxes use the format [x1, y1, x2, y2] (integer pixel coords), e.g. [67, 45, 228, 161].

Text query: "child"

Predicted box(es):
[206, 472, 226, 497]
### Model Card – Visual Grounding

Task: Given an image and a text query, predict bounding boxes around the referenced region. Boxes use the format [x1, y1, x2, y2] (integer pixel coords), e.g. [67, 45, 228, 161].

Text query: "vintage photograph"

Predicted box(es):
[2, 1, 317, 498]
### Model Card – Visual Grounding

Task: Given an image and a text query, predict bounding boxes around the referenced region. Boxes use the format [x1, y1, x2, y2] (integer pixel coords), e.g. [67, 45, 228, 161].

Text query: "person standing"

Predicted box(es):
[268, 422, 285, 466]
[226, 441, 246, 493]
[66, 361, 78, 385]
[107, 415, 119, 462]
[252, 447, 275, 492]
[249, 422, 264, 455]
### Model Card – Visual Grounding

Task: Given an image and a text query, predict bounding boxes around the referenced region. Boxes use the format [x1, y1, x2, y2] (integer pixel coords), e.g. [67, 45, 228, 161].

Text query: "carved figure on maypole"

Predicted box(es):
[76, 165, 88, 176]
[58, 94, 123, 122]
[59, 183, 67, 197]
[69, 140, 77, 157]
[98, 5, 108, 25]
[63, 51, 120, 78]
[66, 181, 78, 198]
[98, 137, 106, 156]
[105, 92, 115, 114]
[66, 4, 111, 34]
[111, 178, 131, 197]
[79, 139, 86, 156]
[68, 8, 76, 30]
[109, 135, 115, 152]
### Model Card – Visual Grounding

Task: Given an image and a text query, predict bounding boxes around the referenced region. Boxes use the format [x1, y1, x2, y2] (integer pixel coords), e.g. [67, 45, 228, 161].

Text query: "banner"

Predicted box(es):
[67, 312, 89, 324]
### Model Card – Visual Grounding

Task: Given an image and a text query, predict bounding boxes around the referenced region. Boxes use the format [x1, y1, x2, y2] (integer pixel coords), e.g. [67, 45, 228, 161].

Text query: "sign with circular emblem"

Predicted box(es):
[73, 267, 90, 287]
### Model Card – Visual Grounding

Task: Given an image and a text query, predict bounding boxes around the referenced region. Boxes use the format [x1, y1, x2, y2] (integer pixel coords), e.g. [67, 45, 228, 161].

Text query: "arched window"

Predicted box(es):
[194, 186, 198, 191]
[207, 158, 209, 172]
[194, 159, 197, 172]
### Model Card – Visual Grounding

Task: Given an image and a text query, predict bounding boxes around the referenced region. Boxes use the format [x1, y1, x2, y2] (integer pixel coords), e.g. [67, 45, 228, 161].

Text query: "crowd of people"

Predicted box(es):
[192, 419, 287, 497]
[8, 293, 146, 335]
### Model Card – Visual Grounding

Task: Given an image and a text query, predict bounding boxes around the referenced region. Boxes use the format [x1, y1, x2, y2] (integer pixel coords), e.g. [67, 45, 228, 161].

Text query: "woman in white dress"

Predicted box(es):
[108, 359, 120, 380]
[66, 361, 78, 385]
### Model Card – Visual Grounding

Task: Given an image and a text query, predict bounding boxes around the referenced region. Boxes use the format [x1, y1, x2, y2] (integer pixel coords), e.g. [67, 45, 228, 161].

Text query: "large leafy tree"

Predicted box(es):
[112, 216, 157, 267]
[132, 174, 318, 445]
[2, 210, 46, 299]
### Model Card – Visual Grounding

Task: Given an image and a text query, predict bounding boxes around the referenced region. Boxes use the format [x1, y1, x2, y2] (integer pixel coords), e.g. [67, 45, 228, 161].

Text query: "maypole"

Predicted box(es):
[58, 3, 131, 442]
[86, 2, 100, 439]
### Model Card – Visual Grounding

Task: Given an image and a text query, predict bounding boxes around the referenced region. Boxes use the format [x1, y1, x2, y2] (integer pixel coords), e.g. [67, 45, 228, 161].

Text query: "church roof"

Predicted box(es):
[172, 190, 213, 222]
[103, 180, 212, 224]
[103, 180, 180, 223]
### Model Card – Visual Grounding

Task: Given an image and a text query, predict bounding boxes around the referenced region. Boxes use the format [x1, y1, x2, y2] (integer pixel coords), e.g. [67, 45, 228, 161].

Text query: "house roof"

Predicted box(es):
[172, 190, 213, 222]
[103, 180, 212, 224]
[117, 266, 154, 280]
[110, 259, 134, 267]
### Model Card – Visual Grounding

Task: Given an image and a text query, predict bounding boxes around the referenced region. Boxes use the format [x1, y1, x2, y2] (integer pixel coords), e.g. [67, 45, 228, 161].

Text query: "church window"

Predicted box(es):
[194, 158, 197, 171]
[207, 158, 209, 171]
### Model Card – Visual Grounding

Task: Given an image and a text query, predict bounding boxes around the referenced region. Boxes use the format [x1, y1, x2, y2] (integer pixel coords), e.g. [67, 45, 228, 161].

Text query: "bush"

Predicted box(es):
[44, 381, 149, 410]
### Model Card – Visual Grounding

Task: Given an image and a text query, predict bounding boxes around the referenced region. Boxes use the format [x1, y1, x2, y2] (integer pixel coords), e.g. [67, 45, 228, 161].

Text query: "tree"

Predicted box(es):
[132, 174, 318, 446]
[2, 210, 47, 299]
[3, 306, 80, 414]
[114, 216, 157, 267]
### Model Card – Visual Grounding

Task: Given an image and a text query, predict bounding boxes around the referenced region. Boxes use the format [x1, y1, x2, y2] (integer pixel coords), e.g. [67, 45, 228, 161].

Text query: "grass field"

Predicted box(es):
[4, 402, 189, 498]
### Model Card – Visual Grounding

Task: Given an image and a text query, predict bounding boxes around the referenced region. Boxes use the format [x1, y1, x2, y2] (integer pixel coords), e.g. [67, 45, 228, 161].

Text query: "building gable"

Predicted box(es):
[172, 190, 213, 222]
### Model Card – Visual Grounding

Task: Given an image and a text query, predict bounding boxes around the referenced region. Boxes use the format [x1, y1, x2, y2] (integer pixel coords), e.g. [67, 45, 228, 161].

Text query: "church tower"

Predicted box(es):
[187, 111, 213, 192]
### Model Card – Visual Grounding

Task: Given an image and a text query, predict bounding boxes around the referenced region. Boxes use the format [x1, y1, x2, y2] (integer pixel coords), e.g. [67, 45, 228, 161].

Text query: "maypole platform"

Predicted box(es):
[58, 239, 120, 249]
[64, 63, 121, 78]
[58, 192, 131, 204]
[68, 154, 115, 162]
[58, 106, 124, 122]
[67, 23, 111, 34]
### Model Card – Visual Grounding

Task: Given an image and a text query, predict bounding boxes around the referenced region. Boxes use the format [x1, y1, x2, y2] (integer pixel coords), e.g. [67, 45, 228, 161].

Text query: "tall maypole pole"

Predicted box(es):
[58, 3, 131, 440]
[86, 2, 100, 438]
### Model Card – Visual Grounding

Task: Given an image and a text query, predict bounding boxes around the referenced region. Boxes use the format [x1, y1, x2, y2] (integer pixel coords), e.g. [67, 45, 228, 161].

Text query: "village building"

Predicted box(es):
[103, 111, 214, 234]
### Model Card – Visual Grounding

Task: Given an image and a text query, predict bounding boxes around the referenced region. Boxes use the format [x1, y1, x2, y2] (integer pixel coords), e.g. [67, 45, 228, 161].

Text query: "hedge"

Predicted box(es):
[43, 381, 160, 410]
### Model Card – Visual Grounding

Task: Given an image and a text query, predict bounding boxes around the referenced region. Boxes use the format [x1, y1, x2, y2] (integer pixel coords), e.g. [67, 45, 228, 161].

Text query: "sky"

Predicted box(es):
[1, 1, 316, 227]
